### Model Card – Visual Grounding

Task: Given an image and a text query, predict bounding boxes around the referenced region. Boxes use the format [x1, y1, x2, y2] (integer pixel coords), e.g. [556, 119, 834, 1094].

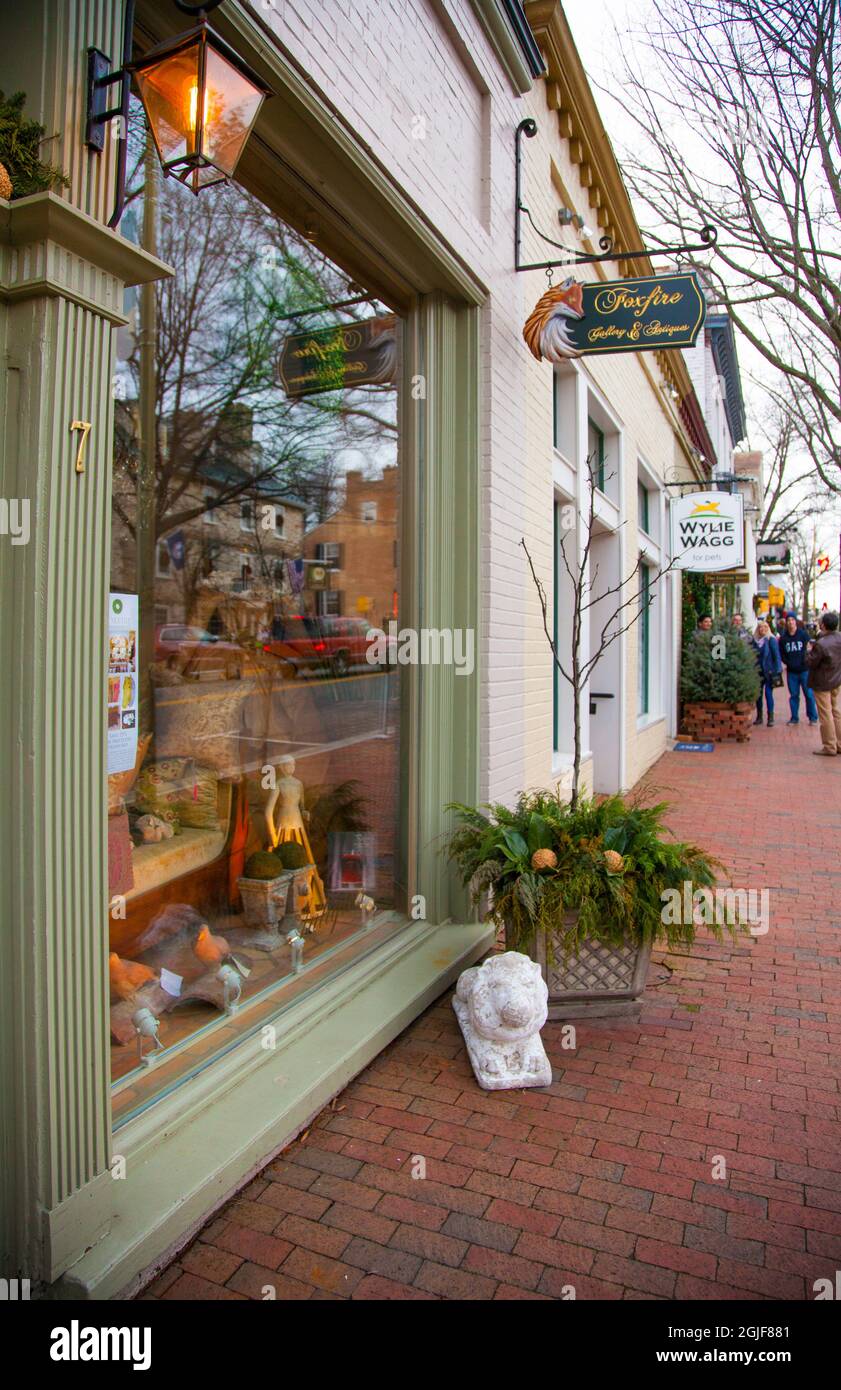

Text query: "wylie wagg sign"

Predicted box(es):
[670, 492, 745, 572]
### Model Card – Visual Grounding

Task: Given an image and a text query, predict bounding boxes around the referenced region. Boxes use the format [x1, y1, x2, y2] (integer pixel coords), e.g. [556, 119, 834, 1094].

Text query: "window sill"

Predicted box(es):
[50, 918, 494, 1297]
[636, 713, 665, 733]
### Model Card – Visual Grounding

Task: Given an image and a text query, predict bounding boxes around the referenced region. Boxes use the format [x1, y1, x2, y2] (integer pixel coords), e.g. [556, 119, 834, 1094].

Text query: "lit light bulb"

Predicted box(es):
[186, 83, 210, 133]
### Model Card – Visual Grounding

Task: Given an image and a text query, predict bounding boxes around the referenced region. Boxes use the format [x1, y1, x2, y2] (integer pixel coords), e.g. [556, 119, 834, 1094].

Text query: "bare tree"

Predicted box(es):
[788, 526, 819, 620]
[114, 105, 398, 548]
[756, 393, 829, 541]
[522, 457, 679, 809]
[611, 0, 841, 494]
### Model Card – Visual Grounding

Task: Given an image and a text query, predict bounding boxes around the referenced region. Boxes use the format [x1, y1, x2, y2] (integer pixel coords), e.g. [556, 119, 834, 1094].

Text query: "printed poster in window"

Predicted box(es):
[107, 592, 139, 774]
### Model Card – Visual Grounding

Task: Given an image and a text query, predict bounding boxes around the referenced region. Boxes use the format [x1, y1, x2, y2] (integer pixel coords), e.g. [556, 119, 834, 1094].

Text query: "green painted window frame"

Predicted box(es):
[638, 479, 649, 535]
[638, 564, 651, 716]
[588, 416, 605, 492]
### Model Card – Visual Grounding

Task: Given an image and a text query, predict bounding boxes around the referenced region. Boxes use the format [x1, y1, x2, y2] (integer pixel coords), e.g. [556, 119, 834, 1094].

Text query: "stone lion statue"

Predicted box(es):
[453, 951, 552, 1091]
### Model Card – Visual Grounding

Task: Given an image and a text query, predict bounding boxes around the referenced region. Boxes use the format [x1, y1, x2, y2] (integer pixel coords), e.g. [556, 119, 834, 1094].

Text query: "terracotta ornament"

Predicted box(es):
[193, 924, 230, 966]
[523, 278, 585, 362]
[109, 952, 156, 1001]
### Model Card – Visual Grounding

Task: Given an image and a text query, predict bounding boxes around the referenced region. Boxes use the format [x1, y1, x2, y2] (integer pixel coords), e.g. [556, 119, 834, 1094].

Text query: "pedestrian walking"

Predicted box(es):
[752, 620, 782, 727]
[730, 613, 752, 643]
[805, 611, 841, 757]
[779, 611, 819, 726]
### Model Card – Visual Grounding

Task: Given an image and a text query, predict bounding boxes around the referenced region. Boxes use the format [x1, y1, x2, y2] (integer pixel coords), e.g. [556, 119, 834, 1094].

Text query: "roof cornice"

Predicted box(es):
[524, 0, 650, 275]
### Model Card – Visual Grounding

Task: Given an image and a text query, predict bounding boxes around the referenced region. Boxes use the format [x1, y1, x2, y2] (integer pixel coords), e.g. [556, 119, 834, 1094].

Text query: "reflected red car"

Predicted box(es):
[154, 624, 243, 678]
[263, 615, 394, 678]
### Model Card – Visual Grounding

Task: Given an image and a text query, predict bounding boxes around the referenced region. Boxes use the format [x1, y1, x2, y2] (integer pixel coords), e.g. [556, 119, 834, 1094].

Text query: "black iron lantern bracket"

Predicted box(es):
[514, 119, 717, 272]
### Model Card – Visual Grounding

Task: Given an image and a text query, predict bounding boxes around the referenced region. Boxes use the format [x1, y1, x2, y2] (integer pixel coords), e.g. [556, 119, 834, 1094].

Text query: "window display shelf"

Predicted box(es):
[111, 910, 409, 1127]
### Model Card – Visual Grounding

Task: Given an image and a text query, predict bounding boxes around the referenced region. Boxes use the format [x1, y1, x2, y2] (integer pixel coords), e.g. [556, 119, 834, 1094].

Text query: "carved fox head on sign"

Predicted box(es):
[523, 277, 585, 362]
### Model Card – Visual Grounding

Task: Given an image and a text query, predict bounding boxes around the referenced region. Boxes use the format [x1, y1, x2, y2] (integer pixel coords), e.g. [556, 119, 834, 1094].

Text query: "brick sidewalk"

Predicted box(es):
[145, 725, 841, 1301]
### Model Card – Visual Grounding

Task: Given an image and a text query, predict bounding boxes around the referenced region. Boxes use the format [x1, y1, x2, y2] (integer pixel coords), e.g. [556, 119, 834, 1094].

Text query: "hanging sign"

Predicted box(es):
[523, 272, 706, 361]
[704, 571, 750, 585]
[670, 492, 744, 571]
[767, 584, 786, 607]
[306, 562, 329, 591]
[107, 592, 139, 775]
[278, 315, 397, 396]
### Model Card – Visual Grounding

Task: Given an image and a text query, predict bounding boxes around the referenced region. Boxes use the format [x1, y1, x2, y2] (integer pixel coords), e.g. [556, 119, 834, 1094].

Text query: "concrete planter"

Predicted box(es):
[509, 911, 653, 1020]
[236, 870, 294, 928]
[682, 700, 754, 742]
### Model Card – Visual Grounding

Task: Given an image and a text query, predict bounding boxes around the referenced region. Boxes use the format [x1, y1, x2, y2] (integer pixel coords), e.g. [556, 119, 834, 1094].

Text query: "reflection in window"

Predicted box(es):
[107, 109, 404, 1123]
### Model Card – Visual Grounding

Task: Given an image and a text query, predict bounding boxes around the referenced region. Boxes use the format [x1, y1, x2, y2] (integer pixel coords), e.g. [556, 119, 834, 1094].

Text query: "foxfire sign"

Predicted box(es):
[523, 272, 706, 362]
[671, 492, 745, 571]
[278, 315, 397, 396]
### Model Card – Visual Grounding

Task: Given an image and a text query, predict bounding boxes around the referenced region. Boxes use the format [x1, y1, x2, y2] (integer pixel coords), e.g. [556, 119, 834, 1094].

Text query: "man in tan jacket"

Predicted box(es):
[806, 612, 841, 756]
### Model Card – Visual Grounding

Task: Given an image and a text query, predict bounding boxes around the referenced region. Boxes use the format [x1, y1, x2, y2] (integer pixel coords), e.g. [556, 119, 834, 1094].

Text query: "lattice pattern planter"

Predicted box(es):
[682, 700, 754, 742]
[510, 912, 653, 1019]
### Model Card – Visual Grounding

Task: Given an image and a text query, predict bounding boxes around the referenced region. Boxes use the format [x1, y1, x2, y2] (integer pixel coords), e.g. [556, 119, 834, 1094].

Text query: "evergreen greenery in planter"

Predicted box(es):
[681, 624, 760, 705]
[445, 790, 725, 962]
[0, 91, 68, 199]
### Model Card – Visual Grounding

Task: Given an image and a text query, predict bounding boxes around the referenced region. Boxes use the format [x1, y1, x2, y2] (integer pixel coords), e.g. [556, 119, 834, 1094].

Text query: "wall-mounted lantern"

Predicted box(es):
[86, 0, 270, 226]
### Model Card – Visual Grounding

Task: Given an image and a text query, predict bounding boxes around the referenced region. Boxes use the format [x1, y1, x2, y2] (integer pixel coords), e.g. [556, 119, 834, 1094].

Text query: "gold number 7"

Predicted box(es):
[70, 419, 92, 474]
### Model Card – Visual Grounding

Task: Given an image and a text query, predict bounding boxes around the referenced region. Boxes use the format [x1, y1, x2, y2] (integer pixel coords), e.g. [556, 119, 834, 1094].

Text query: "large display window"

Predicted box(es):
[107, 117, 405, 1125]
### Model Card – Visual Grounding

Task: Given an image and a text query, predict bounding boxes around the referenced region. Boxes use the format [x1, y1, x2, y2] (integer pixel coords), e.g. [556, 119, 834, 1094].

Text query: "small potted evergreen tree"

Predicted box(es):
[680, 623, 760, 741]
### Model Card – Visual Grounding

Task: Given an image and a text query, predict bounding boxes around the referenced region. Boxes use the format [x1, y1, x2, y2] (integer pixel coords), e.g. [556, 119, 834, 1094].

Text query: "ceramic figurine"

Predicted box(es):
[135, 813, 175, 843]
[109, 952, 156, 1001]
[355, 891, 376, 923]
[452, 952, 553, 1091]
[133, 1006, 164, 1066]
[193, 924, 230, 967]
[263, 756, 326, 915]
[286, 928, 305, 973]
[216, 963, 242, 1014]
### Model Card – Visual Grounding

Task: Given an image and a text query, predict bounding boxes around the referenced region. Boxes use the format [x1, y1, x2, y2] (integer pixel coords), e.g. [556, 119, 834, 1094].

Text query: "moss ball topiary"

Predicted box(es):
[273, 840, 310, 870]
[244, 851, 284, 880]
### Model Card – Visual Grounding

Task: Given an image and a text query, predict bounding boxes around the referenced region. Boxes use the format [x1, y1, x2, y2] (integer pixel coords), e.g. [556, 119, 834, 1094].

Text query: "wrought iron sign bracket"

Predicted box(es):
[514, 119, 717, 273]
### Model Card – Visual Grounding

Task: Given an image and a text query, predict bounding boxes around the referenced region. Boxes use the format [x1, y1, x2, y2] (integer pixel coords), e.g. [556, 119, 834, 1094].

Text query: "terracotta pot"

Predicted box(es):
[507, 911, 653, 1020]
[682, 700, 754, 742]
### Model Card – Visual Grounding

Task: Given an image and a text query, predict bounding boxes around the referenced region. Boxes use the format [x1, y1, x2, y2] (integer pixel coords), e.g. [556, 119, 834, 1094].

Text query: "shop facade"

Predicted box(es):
[1, 0, 716, 1298]
[0, 0, 537, 1296]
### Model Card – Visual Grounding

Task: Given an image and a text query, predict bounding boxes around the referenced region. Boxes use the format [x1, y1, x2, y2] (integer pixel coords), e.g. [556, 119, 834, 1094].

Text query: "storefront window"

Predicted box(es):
[107, 117, 404, 1125]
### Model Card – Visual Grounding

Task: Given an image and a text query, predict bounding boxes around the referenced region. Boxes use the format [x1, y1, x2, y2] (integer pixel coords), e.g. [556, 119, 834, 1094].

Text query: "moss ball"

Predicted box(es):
[273, 841, 310, 870]
[244, 851, 283, 880]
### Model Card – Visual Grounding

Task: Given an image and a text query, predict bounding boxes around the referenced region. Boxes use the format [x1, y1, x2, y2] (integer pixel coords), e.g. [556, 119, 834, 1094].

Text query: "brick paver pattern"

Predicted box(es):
[145, 728, 841, 1300]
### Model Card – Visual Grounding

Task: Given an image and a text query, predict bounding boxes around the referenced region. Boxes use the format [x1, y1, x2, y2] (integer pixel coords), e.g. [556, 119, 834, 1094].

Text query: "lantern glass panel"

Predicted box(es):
[134, 40, 203, 169]
[201, 45, 265, 178]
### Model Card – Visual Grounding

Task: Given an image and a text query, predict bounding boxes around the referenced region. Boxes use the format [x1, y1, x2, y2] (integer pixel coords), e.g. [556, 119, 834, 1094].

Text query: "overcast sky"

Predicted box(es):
[559, 0, 840, 608]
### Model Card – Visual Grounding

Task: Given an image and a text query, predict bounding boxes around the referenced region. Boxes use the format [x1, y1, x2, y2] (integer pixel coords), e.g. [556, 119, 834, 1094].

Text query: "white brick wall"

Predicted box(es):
[264, 0, 696, 803]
